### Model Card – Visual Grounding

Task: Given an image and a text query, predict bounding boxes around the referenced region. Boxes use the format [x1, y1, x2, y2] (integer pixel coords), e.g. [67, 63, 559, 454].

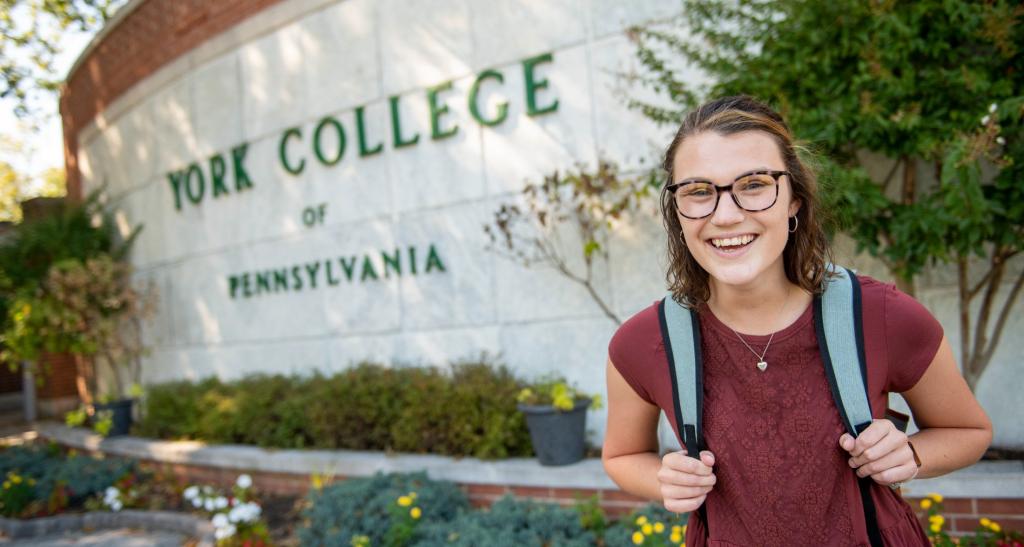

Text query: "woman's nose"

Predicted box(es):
[710, 191, 745, 225]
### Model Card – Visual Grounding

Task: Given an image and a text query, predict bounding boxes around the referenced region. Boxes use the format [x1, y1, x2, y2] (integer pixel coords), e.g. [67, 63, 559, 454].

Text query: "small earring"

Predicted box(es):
[788, 216, 799, 233]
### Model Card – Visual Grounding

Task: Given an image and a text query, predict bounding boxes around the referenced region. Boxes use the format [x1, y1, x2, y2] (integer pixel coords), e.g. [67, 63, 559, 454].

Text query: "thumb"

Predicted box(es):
[699, 450, 715, 467]
[839, 434, 855, 452]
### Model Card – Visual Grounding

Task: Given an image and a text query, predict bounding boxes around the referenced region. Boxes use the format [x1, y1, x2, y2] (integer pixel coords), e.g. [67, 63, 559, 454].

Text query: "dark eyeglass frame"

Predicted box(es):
[666, 169, 790, 220]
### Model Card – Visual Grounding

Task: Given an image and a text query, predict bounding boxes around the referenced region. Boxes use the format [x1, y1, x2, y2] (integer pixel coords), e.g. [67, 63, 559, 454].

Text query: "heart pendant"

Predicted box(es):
[756, 361, 768, 371]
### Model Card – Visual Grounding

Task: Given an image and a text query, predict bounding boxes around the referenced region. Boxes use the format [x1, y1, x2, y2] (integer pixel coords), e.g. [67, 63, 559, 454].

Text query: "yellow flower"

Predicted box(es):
[635, 515, 648, 526]
[672, 525, 682, 534]
[990, 522, 1001, 533]
[920, 499, 932, 509]
[930, 523, 941, 534]
[631, 531, 644, 545]
[11, 476, 20, 484]
[642, 523, 653, 535]
[929, 515, 945, 527]
[397, 495, 412, 507]
[410, 507, 422, 520]
[2, 481, 9, 489]
[682, 525, 687, 534]
[654, 522, 665, 533]
[409, 492, 417, 500]
[670, 532, 683, 544]
[980, 517, 992, 527]
[929, 493, 944, 503]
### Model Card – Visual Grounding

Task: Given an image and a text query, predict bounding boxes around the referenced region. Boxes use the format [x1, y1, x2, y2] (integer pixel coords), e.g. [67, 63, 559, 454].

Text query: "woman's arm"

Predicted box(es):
[842, 336, 993, 483]
[901, 335, 993, 478]
[602, 358, 663, 501]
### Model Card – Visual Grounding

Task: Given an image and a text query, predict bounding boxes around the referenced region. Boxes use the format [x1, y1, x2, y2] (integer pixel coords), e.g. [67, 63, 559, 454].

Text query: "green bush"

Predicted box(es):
[415, 495, 596, 547]
[136, 361, 535, 459]
[0, 444, 134, 516]
[298, 472, 469, 547]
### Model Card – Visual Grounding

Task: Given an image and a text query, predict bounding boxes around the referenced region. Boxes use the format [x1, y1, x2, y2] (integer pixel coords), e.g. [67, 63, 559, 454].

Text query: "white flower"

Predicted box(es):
[183, 486, 199, 500]
[236, 474, 253, 489]
[989, 103, 998, 113]
[203, 498, 215, 511]
[110, 500, 123, 512]
[203, 486, 213, 495]
[191, 497, 203, 508]
[105, 487, 119, 498]
[997, 136, 1006, 145]
[981, 115, 991, 125]
[214, 524, 237, 540]
[211, 513, 229, 529]
[215, 496, 229, 509]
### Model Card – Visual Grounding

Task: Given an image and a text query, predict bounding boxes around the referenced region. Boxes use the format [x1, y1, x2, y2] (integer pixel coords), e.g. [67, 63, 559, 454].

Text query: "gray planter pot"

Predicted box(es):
[517, 398, 590, 466]
[93, 398, 135, 436]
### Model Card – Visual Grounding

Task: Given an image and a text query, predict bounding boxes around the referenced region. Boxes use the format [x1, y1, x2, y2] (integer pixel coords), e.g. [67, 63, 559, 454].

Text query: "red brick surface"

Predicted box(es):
[36, 353, 80, 400]
[60, 0, 285, 201]
[977, 498, 1024, 515]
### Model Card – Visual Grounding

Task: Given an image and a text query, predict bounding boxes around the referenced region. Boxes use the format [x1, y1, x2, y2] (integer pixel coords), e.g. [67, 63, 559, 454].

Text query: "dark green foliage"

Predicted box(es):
[0, 444, 134, 513]
[132, 377, 223, 439]
[136, 362, 534, 458]
[415, 495, 596, 547]
[630, 0, 1024, 389]
[297, 472, 469, 547]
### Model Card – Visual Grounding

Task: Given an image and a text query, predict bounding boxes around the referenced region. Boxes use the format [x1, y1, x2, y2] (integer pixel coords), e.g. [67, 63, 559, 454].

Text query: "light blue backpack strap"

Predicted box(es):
[657, 295, 703, 457]
[814, 264, 873, 437]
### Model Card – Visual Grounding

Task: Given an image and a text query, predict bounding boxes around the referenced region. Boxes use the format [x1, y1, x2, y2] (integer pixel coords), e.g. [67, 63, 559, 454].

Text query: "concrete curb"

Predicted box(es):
[0, 510, 215, 546]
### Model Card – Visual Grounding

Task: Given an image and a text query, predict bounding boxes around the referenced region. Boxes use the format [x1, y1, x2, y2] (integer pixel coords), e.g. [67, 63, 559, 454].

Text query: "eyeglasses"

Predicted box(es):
[666, 169, 789, 219]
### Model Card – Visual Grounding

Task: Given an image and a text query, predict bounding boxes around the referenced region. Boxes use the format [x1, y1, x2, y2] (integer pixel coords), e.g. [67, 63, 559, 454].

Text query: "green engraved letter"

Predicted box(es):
[209, 154, 229, 198]
[469, 69, 509, 127]
[355, 105, 384, 157]
[313, 116, 346, 166]
[427, 81, 458, 140]
[523, 52, 558, 116]
[279, 128, 305, 175]
[389, 95, 420, 148]
[232, 142, 254, 190]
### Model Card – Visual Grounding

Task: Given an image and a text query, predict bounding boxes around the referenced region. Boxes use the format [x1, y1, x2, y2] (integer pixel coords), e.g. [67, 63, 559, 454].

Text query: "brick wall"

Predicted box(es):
[908, 497, 1024, 536]
[35, 352, 80, 400]
[60, 0, 285, 202]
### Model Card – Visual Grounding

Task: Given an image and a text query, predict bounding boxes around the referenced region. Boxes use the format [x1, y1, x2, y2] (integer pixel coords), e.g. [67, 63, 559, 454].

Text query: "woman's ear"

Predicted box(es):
[788, 198, 802, 218]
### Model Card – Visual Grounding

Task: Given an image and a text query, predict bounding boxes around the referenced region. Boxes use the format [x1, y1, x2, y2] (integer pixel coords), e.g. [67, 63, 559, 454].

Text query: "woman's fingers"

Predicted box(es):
[661, 483, 714, 500]
[854, 443, 914, 479]
[848, 428, 907, 468]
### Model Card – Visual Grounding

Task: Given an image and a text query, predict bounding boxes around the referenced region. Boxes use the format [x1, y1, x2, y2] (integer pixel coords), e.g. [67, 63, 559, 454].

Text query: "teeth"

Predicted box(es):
[711, 234, 755, 248]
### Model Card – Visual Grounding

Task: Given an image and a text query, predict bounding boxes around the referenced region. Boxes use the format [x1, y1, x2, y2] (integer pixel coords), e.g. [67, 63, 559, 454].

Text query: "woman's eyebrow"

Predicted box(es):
[675, 166, 774, 185]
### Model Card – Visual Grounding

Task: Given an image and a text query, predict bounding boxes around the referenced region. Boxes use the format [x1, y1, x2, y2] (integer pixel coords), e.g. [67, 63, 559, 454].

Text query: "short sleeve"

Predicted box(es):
[607, 305, 660, 405]
[884, 284, 944, 393]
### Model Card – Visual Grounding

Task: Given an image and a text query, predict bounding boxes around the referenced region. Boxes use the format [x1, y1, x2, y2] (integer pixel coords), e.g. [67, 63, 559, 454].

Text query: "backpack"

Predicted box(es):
[657, 265, 902, 547]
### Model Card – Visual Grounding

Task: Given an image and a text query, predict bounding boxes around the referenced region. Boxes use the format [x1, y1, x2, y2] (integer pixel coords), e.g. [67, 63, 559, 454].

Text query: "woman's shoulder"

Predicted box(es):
[609, 301, 663, 353]
[608, 300, 665, 405]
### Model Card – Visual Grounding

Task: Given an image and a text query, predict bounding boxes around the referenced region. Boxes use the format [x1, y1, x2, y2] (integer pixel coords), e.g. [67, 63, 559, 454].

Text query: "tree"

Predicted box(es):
[484, 161, 658, 326]
[1, 0, 124, 122]
[629, 0, 1022, 390]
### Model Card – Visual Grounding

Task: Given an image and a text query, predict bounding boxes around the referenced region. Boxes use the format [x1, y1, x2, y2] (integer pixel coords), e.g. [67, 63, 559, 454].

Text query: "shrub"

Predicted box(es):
[298, 472, 469, 547]
[0, 444, 134, 516]
[415, 495, 596, 547]
[137, 361, 535, 459]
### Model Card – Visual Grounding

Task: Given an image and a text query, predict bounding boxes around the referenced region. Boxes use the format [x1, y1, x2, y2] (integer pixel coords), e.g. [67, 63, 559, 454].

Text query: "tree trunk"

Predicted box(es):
[73, 354, 94, 408]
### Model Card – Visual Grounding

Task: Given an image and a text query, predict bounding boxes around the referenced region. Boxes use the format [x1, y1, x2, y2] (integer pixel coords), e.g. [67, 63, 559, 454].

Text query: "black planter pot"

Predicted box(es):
[93, 398, 134, 437]
[517, 398, 590, 466]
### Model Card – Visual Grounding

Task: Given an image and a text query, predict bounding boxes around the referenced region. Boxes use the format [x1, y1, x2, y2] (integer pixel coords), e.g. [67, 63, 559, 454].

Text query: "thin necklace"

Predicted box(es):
[722, 287, 791, 372]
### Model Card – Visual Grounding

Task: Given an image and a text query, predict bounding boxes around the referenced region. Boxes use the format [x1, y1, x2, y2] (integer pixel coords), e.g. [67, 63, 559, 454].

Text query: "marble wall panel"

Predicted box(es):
[298, 0, 381, 117]
[191, 53, 245, 157]
[377, 0, 473, 95]
[468, 0, 585, 69]
[396, 202, 496, 330]
[481, 44, 596, 197]
[238, 21, 307, 139]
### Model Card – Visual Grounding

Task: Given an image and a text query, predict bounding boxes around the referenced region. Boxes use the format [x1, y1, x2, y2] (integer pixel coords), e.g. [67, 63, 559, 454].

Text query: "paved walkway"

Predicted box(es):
[0, 529, 186, 546]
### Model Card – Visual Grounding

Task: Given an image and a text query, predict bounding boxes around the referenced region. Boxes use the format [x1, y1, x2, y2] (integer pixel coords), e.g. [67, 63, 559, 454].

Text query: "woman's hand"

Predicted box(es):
[839, 419, 918, 486]
[657, 449, 717, 513]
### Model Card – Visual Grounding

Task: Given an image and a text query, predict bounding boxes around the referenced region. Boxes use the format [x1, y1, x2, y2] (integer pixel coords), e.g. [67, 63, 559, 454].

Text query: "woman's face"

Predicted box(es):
[671, 130, 800, 290]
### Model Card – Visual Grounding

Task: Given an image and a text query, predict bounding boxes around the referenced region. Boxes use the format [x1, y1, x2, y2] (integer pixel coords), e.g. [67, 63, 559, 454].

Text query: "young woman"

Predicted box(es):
[603, 96, 992, 546]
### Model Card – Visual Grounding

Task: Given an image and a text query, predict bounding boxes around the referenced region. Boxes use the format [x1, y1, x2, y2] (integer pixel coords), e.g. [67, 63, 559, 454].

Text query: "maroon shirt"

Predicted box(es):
[608, 276, 942, 546]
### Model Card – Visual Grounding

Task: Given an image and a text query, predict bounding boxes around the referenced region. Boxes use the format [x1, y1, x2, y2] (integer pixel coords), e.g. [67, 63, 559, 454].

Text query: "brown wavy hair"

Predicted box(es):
[661, 95, 833, 306]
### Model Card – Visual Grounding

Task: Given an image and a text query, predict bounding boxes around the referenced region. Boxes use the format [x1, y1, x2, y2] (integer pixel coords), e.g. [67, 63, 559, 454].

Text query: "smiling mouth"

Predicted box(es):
[708, 234, 758, 252]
